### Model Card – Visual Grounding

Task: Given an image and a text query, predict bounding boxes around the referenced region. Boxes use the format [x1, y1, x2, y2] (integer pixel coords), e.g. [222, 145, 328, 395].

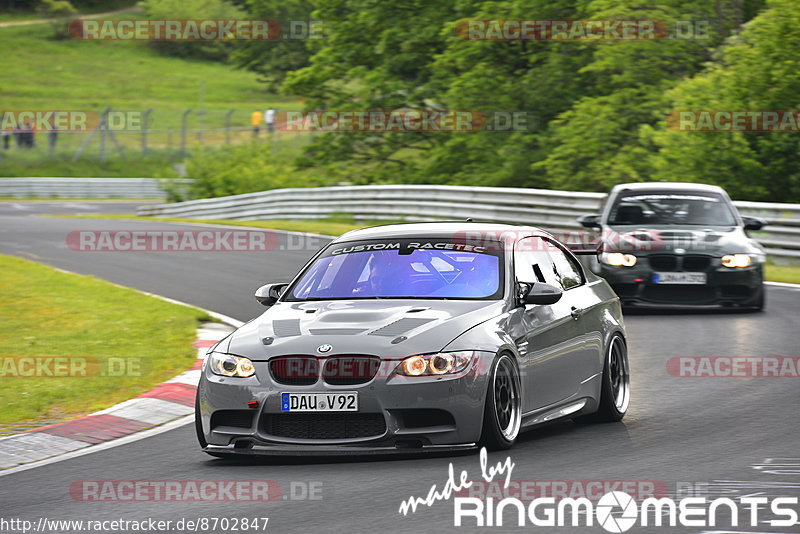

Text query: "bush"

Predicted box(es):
[37, 0, 78, 40]
[183, 142, 337, 199]
[138, 0, 245, 62]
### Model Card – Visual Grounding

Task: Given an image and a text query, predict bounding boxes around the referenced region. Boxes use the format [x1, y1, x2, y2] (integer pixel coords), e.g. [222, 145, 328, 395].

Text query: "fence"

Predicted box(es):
[0, 108, 292, 161]
[0, 177, 192, 198]
[136, 184, 800, 263]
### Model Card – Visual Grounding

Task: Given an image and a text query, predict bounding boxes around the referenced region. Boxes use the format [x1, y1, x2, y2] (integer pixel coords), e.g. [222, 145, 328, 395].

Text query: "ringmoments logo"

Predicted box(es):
[397, 448, 799, 530]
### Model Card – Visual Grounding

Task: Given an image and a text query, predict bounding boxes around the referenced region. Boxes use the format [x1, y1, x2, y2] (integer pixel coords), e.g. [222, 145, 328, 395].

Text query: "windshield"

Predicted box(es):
[285, 239, 504, 301]
[607, 191, 737, 226]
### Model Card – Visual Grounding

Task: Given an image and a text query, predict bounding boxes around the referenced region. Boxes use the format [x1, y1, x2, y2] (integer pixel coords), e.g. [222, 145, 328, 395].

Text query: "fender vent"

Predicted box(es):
[272, 319, 302, 337]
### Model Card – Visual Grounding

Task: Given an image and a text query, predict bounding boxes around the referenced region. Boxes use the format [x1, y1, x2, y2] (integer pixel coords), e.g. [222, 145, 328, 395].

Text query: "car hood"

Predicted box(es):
[605, 225, 763, 255]
[218, 299, 507, 360]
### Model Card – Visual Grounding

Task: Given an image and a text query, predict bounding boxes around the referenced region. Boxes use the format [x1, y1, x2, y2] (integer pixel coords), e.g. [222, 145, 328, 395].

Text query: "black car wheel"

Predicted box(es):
[480, 353, 522, 450]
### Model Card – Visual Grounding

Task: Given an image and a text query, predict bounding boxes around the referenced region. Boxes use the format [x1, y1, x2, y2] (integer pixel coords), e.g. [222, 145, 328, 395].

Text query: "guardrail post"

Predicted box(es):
[141, 108, 153, 156]
[225, 109, 235, 145]
[181, 109, 193, 157]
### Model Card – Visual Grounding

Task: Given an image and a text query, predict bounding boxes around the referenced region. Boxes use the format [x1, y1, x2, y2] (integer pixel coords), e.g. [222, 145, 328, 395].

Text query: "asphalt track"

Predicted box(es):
[1, 201, 798, 534]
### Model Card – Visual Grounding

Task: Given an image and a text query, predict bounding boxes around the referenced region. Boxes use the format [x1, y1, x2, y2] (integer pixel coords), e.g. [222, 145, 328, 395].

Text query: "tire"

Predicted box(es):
[479, 353, 522, 450]
[576, 334, 630, 423]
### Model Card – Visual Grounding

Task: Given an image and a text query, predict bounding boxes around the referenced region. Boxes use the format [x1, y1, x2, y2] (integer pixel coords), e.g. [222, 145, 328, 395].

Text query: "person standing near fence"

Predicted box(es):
[48, 123, 58, 154]
[264, 108, 276, 134]
[251, 109, 262, 138]
[21, 119, 35, 148]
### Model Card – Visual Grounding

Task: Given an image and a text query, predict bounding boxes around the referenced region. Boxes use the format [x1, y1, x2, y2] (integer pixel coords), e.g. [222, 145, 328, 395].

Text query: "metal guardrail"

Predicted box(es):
[136, 184, 800, 263]
[0, 177, 193, 198]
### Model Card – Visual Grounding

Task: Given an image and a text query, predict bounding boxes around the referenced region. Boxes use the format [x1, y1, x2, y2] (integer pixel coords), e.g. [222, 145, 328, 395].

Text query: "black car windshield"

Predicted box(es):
[285, 238, 504, 301]
[607, 191, 737, 226]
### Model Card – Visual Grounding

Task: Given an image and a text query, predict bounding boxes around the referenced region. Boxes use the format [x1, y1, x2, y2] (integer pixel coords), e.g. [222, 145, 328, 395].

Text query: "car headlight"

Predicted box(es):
[600, 252, 637, 267]
[208, 353, 256, 378]
[721, 254, 752, 268]
[395, 351, 474, 377]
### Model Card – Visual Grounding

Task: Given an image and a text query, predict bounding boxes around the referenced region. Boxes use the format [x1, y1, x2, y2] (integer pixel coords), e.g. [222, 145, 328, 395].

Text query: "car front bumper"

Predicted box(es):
[599, 260, 763, 307]
[197, 352, 494, 455]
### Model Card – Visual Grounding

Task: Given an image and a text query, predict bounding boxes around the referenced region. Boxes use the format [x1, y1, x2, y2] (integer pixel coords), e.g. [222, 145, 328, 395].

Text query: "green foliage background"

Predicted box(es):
[186, 0, 800, 202]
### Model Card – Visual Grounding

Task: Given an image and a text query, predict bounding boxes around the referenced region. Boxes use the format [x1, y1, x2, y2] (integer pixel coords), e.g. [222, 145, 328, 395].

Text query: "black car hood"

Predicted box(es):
[605, 225, 764, 255]
[219, 299, 506, 360]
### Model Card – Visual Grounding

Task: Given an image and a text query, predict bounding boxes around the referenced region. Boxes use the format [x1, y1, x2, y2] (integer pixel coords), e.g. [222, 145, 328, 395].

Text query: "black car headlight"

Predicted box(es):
[600, 252, 638, 267]
[721, 254, 754, 268]
[394, 351, 474, 377]
[207, 352, 256, 378]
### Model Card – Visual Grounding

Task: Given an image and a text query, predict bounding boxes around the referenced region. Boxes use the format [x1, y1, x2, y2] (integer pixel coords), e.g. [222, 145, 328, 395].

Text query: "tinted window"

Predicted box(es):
[286, 239, 503, 300]
[514, 237, 559, 286]
[549, 246, 584, 290]
[608, 190, 737, 226]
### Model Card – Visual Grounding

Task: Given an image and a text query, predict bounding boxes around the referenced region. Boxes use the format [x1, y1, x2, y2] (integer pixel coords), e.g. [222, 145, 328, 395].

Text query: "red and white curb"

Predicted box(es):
[0, 322, 234, 470]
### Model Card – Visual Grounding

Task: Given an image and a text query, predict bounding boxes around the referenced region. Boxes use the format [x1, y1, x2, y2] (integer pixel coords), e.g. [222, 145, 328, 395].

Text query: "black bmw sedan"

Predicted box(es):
[578, 182, 767, 310]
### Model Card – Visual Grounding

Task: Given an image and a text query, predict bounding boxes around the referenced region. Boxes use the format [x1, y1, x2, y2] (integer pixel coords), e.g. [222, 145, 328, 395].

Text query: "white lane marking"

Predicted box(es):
[0, 415, 194, 478]
[752, 458, 800, 476]
[765, 281, 800, 290]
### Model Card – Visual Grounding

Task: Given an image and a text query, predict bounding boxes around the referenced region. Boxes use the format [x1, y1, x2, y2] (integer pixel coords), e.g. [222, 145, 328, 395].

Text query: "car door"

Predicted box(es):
[514, 236, 583, 412]
[546, 241, 604, 389]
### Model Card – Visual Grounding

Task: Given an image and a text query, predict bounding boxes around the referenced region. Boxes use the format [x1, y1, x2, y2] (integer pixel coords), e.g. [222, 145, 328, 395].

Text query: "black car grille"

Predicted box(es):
[269, 356, 382, 386]
[269, 356, 319, 386]
[262, 413, 386, 440]
[648, 254, 712, 272]
[682, 255, 711, 271]
[648, 255, 679, 271]
[322, 356, 381, 385]
[210, 410, 254, 430]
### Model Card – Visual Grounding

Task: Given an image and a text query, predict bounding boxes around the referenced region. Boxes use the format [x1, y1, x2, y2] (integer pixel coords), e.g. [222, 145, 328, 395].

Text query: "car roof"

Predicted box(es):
[610, 182, 728, 195]
[335, 222, 549, 244]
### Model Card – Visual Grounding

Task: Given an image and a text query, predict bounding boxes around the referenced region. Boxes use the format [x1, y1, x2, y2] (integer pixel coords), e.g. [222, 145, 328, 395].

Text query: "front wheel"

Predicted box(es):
[576, 334, 630, 423]
[479, 353, 522, 450]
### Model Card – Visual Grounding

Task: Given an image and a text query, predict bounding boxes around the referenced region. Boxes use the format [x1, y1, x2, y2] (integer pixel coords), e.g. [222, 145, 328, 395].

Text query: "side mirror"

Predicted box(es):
[742, 216, 766, 231]
[255, 283, 288, 306]
[577, 214, 601, 229]
[518, 282, 563, 306]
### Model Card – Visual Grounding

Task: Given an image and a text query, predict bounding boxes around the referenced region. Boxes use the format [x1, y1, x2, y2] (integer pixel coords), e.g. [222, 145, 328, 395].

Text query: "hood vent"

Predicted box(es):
[272, 319, 302, 337]
[368, 317, 434, 337]
[309, 328, 368, 336]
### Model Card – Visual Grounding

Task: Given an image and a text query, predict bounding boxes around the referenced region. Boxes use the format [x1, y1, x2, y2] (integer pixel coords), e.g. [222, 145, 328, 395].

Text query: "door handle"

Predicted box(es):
[570, 306, 583, 320]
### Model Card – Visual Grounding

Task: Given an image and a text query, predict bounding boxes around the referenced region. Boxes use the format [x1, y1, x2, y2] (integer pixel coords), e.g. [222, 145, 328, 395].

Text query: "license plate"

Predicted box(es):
[280, 392, 358, 412]
[653, 272, 707, 284]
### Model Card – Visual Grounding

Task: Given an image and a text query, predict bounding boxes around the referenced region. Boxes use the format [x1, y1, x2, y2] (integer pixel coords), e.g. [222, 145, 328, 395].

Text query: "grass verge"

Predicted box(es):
[0, 254, 209, 426]
[765, 264, 800, 284]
